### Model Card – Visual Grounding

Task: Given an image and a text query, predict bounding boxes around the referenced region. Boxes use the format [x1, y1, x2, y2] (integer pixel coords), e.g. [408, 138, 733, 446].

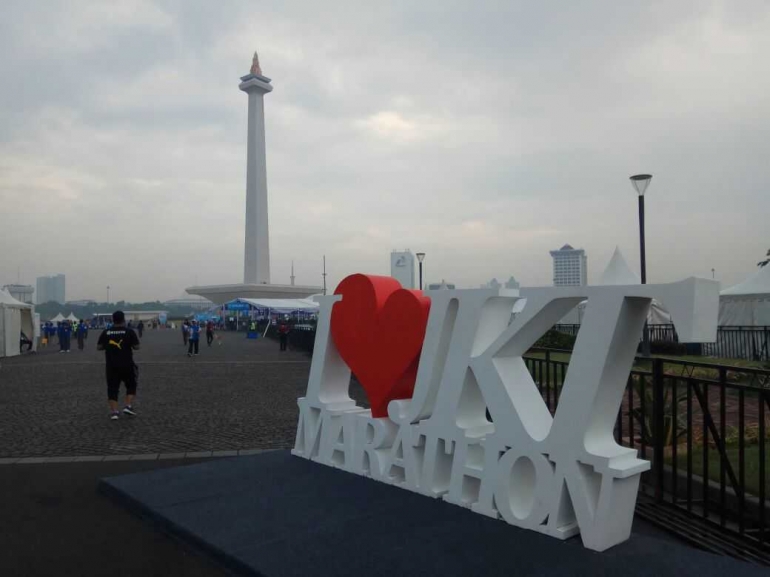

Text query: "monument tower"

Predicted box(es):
[185, 52, 322, 303]
[241, 52, 272, 284]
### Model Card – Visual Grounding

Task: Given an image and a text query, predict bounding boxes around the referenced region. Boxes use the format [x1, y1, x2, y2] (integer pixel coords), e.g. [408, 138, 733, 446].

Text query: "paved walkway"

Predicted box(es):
[0, 329, 313, 458]
[0, 458, 231, 576]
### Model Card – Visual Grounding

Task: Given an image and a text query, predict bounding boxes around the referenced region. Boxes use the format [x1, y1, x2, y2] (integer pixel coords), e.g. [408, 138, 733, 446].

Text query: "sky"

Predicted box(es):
[1, 0, 768, 302]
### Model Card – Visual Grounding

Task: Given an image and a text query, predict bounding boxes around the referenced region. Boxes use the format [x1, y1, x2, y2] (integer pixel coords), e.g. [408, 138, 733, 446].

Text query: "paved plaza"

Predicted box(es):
[0, 328, 339, 459]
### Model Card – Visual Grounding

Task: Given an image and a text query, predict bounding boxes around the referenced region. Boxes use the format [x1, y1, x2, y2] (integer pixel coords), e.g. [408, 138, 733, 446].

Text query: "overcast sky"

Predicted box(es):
[1, 1, 768, 302]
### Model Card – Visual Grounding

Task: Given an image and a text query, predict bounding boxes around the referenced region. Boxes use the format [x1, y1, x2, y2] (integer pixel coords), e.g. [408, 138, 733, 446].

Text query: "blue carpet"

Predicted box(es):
[100, 450, 765, 577]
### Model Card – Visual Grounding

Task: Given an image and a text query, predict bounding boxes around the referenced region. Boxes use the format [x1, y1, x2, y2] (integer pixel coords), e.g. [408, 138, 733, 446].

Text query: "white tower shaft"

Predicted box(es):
[240, 71, 273, 284]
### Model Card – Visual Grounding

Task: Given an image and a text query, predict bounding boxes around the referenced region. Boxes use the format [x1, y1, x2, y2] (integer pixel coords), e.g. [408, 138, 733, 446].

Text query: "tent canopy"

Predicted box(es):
[719, 265, 770, 326]
[0, 289, 32, 309]
[66, 313, 79, 322]
[600, 247, 640, 285]
[0, 289, 35, 358]
[50, 313, 66, 322]
[225, 298, 319, 314]
[721, 265, 770, 299]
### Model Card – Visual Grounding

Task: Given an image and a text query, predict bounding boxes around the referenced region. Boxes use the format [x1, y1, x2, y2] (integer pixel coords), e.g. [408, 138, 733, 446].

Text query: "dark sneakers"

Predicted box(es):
[110, 411, 120, 421]
[122, 406, 137, 416]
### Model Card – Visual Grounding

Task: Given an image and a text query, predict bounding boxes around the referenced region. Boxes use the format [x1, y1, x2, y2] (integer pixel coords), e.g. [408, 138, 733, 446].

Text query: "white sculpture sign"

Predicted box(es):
[292, 274, 718, 551]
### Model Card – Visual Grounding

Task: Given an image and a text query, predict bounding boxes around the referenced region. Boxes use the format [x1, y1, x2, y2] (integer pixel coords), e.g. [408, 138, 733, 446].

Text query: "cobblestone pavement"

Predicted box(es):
[0, 328, 331, 458]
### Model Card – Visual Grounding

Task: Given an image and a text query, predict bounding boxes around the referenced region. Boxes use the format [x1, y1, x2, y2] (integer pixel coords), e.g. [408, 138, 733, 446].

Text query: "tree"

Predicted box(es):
[759, 248, 770, 268]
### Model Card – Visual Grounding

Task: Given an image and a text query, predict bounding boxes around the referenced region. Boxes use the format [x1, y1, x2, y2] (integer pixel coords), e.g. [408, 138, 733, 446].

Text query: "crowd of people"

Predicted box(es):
[23, 312, 302, 420]
[40, 320, 91, 353]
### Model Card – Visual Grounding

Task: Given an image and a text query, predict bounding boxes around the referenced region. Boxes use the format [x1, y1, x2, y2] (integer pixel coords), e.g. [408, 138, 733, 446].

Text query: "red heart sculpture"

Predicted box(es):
[331, 274, 431, 418]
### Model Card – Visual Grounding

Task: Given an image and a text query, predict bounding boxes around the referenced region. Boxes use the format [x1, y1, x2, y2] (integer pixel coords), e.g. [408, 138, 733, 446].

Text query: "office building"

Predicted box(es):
[550, 244, 587, 287]
[390, 250, 416, 289]
[36, 274, 66, 304]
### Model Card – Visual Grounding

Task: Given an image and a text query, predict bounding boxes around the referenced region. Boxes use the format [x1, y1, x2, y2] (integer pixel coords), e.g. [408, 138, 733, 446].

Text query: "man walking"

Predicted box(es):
[187, 320, 200, 357]
[137, 320, 144, 338]
[97, 311, 141, 421]
[206, 320, 215, 347]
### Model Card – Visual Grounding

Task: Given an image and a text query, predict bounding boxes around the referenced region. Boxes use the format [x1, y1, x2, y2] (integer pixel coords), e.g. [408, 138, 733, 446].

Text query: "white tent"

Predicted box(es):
[0, 289, 35, 358]
[719, 265, 770, 326]
[556, 247, 673, 325]
[51, 313, 66, 323]
[66, 313, 79, 322]
[600, 247, 640, 285]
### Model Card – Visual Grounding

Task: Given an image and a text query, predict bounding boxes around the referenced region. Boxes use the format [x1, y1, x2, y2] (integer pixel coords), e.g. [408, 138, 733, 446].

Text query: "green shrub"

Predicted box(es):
[535, 329, 576, 351]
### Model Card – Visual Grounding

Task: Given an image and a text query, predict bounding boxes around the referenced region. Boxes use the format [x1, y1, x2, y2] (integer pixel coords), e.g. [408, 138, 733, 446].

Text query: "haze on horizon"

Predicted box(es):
[1, 1, 768, 303]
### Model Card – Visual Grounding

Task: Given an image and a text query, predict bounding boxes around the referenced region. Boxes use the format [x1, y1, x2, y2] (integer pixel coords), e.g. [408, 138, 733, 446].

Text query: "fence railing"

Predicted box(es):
[553, 324, 770, 361]
[524, 348, 770, 559]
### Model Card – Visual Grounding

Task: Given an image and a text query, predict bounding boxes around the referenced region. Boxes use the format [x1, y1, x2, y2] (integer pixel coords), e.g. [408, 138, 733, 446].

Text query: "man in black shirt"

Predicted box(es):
[97, 310, 141, 421]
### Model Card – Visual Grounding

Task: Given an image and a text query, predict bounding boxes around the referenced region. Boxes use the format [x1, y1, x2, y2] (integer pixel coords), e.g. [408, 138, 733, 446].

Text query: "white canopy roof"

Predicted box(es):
[51, 313, 66, 322]
[599, 247, 640, 285]
[66, 313, 79, 322]
[721, 265, 770, 299]
[0, 289, 31, 309]
[237, 298, 319, 313]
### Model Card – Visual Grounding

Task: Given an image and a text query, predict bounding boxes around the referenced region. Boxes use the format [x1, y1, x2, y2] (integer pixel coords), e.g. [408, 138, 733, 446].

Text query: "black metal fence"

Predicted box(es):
[524, 349, 770, 563]
[553, 324, 770, 362]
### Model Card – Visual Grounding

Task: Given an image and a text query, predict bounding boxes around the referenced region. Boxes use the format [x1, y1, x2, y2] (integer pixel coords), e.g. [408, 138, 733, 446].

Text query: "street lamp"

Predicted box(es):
[416, 252, 426, 290]
[107, 285, 110, 304]
[630, 174, 652, 356]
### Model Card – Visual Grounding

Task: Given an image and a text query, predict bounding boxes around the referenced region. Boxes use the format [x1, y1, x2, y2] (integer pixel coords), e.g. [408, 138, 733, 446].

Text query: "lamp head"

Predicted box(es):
[630, 174, 652, 196]
[416, 252, 426, 263]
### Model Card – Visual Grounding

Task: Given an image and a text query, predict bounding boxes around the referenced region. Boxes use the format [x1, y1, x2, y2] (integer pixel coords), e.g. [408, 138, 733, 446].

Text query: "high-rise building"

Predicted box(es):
[390, 250, 416, 289]
[36, 274, 65, 304]
[550, 244, 587, 287]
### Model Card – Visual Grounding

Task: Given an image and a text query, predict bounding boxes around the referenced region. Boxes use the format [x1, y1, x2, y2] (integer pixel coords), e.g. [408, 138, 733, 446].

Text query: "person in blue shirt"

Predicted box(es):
[187, 320, 201, 357]
[58, 321, 72, 353]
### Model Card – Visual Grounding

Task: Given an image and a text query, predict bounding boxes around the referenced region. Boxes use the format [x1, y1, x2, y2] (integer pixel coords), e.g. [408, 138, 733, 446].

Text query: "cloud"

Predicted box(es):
[0, 0, 769, 301]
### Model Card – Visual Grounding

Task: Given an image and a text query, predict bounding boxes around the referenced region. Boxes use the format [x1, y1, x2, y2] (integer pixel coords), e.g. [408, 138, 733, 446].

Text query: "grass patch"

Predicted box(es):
[672, 442, 769, 497]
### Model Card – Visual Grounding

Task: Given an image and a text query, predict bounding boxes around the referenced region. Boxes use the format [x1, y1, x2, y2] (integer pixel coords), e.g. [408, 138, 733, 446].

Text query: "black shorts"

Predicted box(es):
[106, 365, 138, 401]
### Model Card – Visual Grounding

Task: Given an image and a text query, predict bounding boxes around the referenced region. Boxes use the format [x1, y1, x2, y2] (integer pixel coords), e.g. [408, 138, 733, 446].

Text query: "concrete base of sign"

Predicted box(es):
[99, 451, 763, 577]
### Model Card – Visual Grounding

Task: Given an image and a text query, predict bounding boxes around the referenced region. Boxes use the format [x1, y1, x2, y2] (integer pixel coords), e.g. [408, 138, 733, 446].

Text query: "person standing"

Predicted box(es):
[187, 320, 200, 357]
[206, 320, 215, 347]
[137, 320, 144, 338]
[278, 322, 290, 352]
[59, 321, 72, 353]
[76, 320, 87, 351]
[97, 311, 141, 420]
[182, 320, 189, 346]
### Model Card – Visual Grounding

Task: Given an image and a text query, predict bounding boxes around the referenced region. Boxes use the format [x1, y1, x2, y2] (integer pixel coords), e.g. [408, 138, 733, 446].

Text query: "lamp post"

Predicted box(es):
[630, 174, 652, 356]
[107, 285, 110, 305]
[416, 252, 426, 290]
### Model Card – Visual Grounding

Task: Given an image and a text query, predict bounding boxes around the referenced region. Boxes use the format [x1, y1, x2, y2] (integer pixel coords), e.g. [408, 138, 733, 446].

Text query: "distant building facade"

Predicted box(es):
[163, 296, 214, 311]
[36, 274, 66, 304]
[2, 284, 34, 304]
[390, 250, 416, 289]
[550, 244, 587, 286]
[66, 299, 97, 307]
[427, 280, 456, 290]
[480, 276, 520, 290]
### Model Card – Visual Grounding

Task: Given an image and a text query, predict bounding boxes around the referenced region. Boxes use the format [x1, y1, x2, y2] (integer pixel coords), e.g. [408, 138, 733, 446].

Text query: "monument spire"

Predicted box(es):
[239, 51, 273, 284]
[250, 51, 263, 76]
